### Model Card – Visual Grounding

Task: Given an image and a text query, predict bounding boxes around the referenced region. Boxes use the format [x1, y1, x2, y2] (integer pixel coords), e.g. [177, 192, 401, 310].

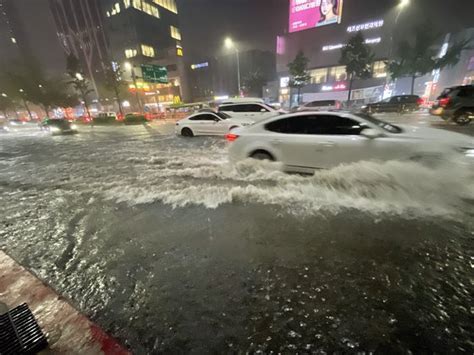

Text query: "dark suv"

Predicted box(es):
[430, 85, 474, 125]
[362, 95, 422, 114]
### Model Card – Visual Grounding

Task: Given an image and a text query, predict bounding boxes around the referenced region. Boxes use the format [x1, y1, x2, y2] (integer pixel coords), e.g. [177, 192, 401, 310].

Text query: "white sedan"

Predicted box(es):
[176, 111, 253, 137]
[227, 111, 474, 172]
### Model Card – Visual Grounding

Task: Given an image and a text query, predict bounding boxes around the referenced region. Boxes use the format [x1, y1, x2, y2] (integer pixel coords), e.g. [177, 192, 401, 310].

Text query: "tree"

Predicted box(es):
[66, 54, 94, 119]
[388, 23, 470, 94]
[243, 70, 267, 97]
[288, 51, 311, 105]
[339, 32, 374, 103]
[103, 63, 127, 117]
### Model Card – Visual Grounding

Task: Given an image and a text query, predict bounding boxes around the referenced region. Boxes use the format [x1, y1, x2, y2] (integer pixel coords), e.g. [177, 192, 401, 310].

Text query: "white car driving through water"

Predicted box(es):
[227, 111, 474, 172]
[176, 110, 253, 137]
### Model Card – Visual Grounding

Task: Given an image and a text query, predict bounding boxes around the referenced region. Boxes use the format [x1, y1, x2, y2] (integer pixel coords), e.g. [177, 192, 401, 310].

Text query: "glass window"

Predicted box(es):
[373, 61, 387, 78]
[238, 104, 268, 112]
[125, 48, 137, 58]
[123, 0, 131, 8]
[141, 44, 155, 57]
[152, 0, 178, 14]
[328, 66, 347, 82]
[189, 114, 218, 121]
[170, 26, 181, 40]
[218, 105, 236, 112]
[308, 100, 336, 107]
[309, 68, 328, 84]
[265, 115, 364, 135]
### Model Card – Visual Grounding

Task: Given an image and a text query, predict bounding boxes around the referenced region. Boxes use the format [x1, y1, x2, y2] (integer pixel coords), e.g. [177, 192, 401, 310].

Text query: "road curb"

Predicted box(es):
[0, 251, 130, 354]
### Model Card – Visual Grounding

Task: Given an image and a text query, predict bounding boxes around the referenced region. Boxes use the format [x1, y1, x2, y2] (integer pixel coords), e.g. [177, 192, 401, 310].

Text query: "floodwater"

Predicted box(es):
[0, 121, 473, 353]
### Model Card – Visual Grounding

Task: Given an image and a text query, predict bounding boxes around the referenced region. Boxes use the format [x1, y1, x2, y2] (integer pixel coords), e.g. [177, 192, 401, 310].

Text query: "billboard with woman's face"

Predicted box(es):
[289, 0, 344, 33]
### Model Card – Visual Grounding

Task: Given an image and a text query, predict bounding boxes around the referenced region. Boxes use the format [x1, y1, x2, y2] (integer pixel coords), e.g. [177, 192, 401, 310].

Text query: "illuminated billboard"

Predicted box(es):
[289, 0, 344, 33]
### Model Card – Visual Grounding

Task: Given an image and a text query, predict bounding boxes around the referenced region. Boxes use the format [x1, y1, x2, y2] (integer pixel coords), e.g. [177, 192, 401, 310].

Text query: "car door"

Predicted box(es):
[189, 114, 216, 134]
[264, 115, 348, 169]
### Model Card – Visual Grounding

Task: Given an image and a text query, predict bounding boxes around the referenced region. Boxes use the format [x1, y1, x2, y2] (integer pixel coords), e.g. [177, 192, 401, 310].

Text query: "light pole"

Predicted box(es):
[18, 89, 33, 121]
[225, 37, 241, 96]
[75, 73, 92, 121]
[125, 62, 142, 112]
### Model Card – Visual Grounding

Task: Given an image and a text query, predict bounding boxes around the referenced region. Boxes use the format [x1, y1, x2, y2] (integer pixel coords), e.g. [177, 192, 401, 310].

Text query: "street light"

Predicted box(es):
[1, 93, 7, 98]
[18, 89, 33, 120]
[224, 37, 241, 96]
[399, 0, 410, 8]
[75, 73, 84, 81]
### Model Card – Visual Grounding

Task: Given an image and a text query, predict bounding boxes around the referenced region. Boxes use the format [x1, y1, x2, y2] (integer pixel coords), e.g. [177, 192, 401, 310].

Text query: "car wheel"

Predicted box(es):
[181, 127, 194, 137]
[229, 126, 239, 131]
[454, 111, 472, 126]
[250, 151, 274, 161]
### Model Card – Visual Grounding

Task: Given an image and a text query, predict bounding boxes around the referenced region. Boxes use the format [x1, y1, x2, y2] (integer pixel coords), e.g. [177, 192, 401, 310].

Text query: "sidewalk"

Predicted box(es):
[0, 251, 130, 355]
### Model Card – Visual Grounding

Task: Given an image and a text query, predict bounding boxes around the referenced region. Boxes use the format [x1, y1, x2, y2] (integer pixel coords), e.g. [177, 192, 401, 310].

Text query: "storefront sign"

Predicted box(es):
[289, 0, 344, 33]
[322, 37, 381, 51]
[321, 83, 347, 91]
[191, 62, 209, 70]
[347, 19, 384, 33]
[280, 76, 290, 88]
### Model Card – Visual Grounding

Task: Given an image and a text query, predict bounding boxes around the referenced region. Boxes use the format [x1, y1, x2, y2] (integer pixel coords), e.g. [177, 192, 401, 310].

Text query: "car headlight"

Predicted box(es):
[50, 126, 61, 133]
[464, 148, 474, 158]
[70, 124, 78, 130]
[361, 105, 367, 109]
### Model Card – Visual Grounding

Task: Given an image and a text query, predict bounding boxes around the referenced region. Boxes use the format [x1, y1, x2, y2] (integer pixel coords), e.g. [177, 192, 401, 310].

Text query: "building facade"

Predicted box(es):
[276, 0, 474, 107]
[102, 0, 189, 108]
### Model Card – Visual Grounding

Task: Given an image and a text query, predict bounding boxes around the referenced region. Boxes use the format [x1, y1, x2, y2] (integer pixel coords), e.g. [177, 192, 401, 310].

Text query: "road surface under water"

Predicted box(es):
[0, 120, 473, 353]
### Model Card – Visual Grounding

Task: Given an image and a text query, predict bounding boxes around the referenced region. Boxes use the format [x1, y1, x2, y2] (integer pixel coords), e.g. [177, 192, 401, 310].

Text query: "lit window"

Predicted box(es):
[123, 0, 131, 8]
[309, 68, 328, 84]
[176, 45, 183, 57]
[373, 61, 387, 78]
[115, 2, 120, 12]
[132, 0, 141, 10]
[141, 44, 155, 57]
[152, 0, 177, 14]
[125, 48, 137, 58]
[11, 37, 16, 44]
[170, 26, 181, 40]
[328, 66, 347, 81]
[142, 2, 159, 18]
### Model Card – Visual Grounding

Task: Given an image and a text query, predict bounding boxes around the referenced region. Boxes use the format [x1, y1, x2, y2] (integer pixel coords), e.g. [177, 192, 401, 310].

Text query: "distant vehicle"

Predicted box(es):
[176, 111, 253, 137]
[124, 113, 147, 125]
[220, 97, 265, 105]
[362, 95, 423, 114]
[218, 101, 281, 121]
[295, 100, 342, 112]
[430, 85, 474, 125]
[94, 112, 118, 124]
[227, 111, 473, 173]
[41, 119, 78, 135]
[8, 119, 27, 126]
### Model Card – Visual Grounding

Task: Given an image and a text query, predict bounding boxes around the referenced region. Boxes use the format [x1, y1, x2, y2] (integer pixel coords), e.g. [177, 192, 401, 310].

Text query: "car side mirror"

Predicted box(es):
[361, 128, 381, 139]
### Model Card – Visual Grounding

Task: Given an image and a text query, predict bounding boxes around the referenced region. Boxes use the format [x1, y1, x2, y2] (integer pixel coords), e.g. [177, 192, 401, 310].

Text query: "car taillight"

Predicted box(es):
[416, 98, 424, 106]
[439, 97, 450, 108]
[225, 133, 239, 142]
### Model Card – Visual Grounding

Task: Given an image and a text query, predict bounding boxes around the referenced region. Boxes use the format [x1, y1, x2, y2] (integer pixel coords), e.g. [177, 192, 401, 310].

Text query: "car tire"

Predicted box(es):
[181, 127, 194, 137]
[250, 151, 274, 161]
[453, 111, 472, 126]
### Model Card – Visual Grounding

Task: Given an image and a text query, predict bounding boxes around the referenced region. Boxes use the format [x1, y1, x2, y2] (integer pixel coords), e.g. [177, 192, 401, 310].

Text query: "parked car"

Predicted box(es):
[94, 112, 118, 125]
[218, 101, 281, 121]
[176, 111, 253, 137]
[362, 95, 423, 114]
[41, 119, 78, 135]
[124, 113, 147, 125]
[295, 100, 342, 112]
[430, 85, 474, 125]
[226, 111, 473, 173]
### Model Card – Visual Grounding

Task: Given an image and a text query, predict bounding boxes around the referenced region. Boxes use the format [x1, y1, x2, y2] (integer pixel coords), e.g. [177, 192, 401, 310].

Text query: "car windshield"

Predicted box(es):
[1, 1, 472, 354]
[355, 113, 403, 133]
[216, 111, 231, 119]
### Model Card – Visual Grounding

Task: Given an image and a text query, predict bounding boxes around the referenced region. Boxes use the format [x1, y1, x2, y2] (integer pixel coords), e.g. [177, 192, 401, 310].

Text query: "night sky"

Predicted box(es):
[178, 0, 474, 62]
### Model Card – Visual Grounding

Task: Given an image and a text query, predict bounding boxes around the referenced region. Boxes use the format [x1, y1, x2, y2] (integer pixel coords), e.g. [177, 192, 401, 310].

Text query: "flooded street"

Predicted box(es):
[1, 118, 473, 353]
